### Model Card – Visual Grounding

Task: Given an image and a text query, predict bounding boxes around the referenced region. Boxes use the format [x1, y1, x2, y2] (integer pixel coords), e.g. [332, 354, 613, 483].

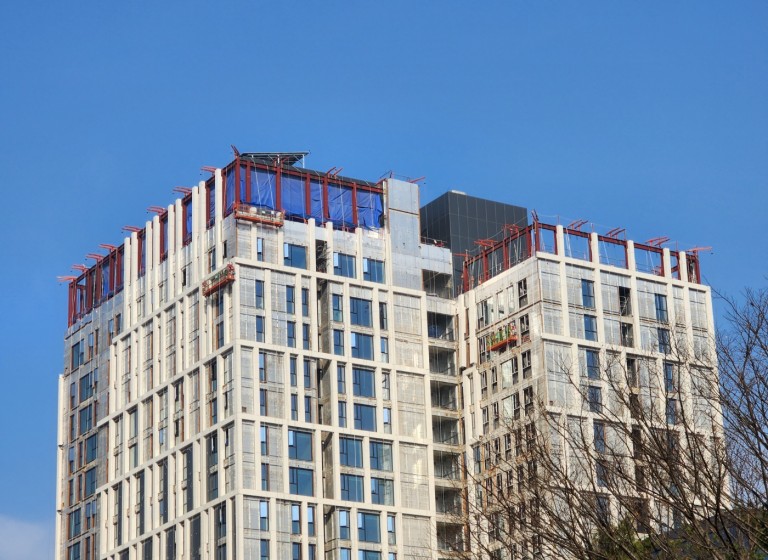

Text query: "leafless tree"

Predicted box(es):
[453, 290, 768, 559]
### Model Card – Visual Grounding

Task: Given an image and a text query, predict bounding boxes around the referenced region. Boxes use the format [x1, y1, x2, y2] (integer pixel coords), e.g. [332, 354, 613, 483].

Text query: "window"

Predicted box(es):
[292, 542, 301, 560]
[301, 288, 309, 317]
[289, 467, 314, 496]
[358, 512, 381, 543]
[338, 402, 347, 428]
[288, 430, 313, 461]
[339, 509, 351, 539]
[255, 316, 265, 342]
[383, 407, 392, 434]
[518, 279, 528, 307]
[655, 294, 668, 322]
[666, 398, 677, 425]
[621, 323, 634, 347]
[287, 321, 296, 347]
[520, 314, 530, 337]
[291, 503, 301, 534]
[351, 333, 374, 359]
[369, 440, 393, 471]
[382, 372, 390, 400]
[585, 349, 600, 379]
[307, 505, 315, 536]
[291, 394, 298, 421]
[302, 324, 310, 350]
[619, 286, 632, 316]
[286, 286, 296, 314]
[350, 298, 373, 327]
[380, 337, 389, 363]
[354, 403, 376, 431]
[332, 294, 344, 322]
[658, 328, 671, 354]
[303, 359, 313, 389]
[337, 364, 346, 393]
[84, 467, 96, 497]
[78, 405, 93, 435]
[260, 540, 269, 560]
[284, 244, 307, 269]
[353, 367, 376, 398]
[363, 258, 385, 283]
[85, 434, 98, 463]
[593, 421, 606, 453]
[304, 396, 313, 422]
[522, 350, 532, 379]
[584, 315, 598, 341]
[334, 253, 356, 278]
[340, 474, 364, 501]
[664, 362, 676, 392]
[387, 514, 396, 545]
[290, 356, 298, 387]
[379, 302, 388, 329]
[587, 386, 602, 413]
[340, 437, 363, 467]
[256, 238, 264, 262]
[581, 280, 595, 308]
[371, 478, 394, 505]
[259, 501, 269, 530]
[261, 463, 269, 491]
[333, 330, 344, 355]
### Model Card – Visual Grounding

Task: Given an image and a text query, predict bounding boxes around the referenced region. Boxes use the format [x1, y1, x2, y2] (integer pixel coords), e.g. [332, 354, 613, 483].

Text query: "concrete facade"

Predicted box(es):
[57, 157, 716, 560]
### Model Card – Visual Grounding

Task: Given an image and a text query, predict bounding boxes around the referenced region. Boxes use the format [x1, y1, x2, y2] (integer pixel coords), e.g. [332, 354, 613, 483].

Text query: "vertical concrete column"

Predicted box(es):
[555, 225, 565, 258]
[626, 240, 636, 272]
[662, 248, 672, 278]
[590, 232, 600, 265]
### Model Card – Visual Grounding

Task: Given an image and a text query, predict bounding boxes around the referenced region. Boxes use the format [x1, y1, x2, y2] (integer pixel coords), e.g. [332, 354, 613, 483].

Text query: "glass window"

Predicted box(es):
[334, 253, 356, 278]
[338, 402, 347, 428]
[387, 514, 396, 545]
[339, 510, 351, 540]
[587, 386, 602, 413]
[290, 356, 298, 387]
[289, 467, 313, 496]
[332, 294, 344, 322]
[370, 478, 394, 505]
[353, 367, 376, 398]
[658, 328, 671, 354]
[358, 512, 381, 543]
[379, 303, 388, 330]
[340, 437, 363, 467]
[655, 294, 668, 322]
[363, 258, 385, 283]
[302, 324, 310, 350]
[369, 440, 393, 471]
[307, 505, 315, 536]
[284, 244, 307, 269]
[380, 337, 389, 363]
[664, 362, 676, 392]
[291, 394, 298, 421]
[350, 298, 373, 327]
[359, 552, 381, 560]
[288, 430, 313, 461]
[593, 421, 606, 453]
[287, 321, 296, 347]
[354, 403, 376, 431]
[584, 315, 598, 341]
[259, 500, 269, 530]
[333, 330, 345, 355]
[291, 503, 301, 534]
[585, 349, 600, 379]
[302, 288, 310, 317]
[351, 333, 374, 360]
[337, 364, 346, 393]
[254, 280, 264, 309]
[286, 286, 296, 314]
[581, 279, 595, 308]
[340, 473, 364, 501]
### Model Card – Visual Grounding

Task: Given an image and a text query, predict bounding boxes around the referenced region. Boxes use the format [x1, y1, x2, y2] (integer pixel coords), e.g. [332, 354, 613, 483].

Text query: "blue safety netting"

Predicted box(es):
[281, 173, 306, 219]
[328, 182, 353, 227]
[250, 167, 277, 209]
[225, 170, 235, 214]
[356, 190, 383, 229]
[101, 260, 111, 296]
[310, 179, 324, 222]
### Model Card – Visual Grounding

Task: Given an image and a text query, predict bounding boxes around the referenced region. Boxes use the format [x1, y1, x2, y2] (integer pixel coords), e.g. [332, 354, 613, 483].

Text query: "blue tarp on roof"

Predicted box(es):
[356, 190, 383, 229]
[250, 167, 276, 209]
[281, 173, 306, 219]
[328, 183, 353, 227]
[310, 179, 324, 222]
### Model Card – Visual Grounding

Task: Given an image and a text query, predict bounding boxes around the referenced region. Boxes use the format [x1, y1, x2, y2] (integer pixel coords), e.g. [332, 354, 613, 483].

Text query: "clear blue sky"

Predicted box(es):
[0, 2, 766, 557]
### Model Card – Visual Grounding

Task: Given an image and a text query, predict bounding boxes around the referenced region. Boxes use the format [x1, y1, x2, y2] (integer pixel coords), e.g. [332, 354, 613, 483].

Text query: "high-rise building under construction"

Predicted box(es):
[57, 151, 715, 560]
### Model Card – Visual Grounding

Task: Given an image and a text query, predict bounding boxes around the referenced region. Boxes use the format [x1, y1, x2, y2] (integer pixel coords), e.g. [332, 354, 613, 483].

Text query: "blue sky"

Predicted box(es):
[0, 2, 766, 557]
